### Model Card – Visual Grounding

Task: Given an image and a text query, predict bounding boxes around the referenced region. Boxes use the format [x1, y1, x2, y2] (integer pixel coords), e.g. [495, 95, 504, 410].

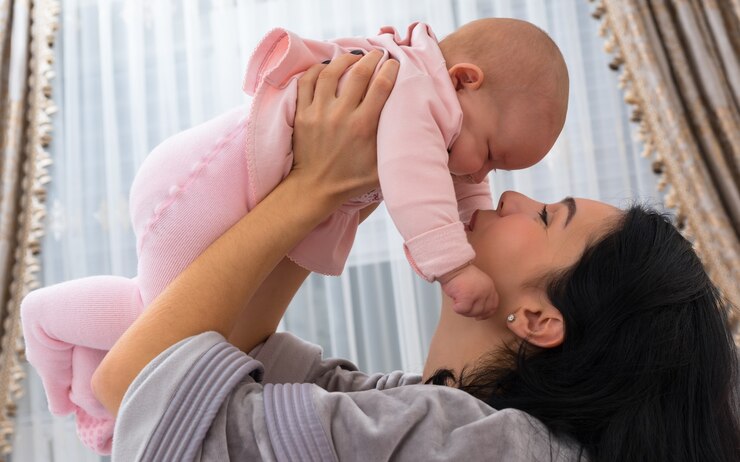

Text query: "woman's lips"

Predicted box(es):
[469, 209, 480, 231]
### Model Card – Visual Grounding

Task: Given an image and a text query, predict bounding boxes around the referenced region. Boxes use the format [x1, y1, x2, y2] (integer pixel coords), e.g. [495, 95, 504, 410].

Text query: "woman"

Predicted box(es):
[92, 52, 739, 461]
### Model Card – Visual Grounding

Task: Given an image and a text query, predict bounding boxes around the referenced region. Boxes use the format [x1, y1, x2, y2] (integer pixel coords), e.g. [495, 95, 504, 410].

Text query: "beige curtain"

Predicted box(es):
[591, 0, 740, 343]
[0, 0, 58, 458]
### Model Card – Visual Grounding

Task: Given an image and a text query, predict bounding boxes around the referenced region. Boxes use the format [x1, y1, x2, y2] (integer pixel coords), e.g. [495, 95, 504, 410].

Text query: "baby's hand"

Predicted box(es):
[439, 264, 498, 320]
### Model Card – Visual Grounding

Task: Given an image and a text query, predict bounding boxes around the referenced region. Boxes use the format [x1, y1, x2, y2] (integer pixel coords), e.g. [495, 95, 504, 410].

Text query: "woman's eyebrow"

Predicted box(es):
[561, 197, 576, 228]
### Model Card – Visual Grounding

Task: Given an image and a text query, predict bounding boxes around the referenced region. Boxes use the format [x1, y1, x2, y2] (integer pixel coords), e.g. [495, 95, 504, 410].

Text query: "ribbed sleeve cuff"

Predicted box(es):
[263, 383, 336, 462]
[403, 222, 475, 281]
[140, 340, 263, 461]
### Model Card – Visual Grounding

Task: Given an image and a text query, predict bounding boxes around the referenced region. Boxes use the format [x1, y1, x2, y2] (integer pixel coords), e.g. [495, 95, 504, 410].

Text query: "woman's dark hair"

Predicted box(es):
[427, 205, 740, 461]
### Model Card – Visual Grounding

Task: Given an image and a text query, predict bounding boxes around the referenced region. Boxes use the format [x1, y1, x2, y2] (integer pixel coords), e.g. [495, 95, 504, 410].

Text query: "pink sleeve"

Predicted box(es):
[377, 76, 474, 282]
[453, 175, 495, 223]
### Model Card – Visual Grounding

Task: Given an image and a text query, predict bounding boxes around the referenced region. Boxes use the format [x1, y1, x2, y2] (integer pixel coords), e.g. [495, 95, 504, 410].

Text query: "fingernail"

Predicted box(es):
[321, 59, 331, 64]
[350, 49, 365, 56]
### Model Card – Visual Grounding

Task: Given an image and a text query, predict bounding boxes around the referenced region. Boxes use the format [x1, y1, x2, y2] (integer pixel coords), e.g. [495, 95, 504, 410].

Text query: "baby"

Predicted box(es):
[21, 18, 568, 454]
[242, 17, 569, 318]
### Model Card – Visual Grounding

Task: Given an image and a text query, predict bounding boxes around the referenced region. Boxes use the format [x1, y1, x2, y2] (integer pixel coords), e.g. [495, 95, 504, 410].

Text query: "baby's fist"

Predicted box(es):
[439, 264, 498, 320]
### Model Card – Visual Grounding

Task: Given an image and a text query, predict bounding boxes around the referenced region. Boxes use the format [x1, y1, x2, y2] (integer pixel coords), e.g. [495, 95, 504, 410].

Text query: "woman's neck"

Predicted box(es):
[423, 295, 515, 381]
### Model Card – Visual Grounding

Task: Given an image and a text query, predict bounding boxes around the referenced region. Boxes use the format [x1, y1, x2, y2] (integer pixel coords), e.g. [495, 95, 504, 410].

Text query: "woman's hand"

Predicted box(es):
[289, 50, 399, 206]
[228, 53, 395, 352]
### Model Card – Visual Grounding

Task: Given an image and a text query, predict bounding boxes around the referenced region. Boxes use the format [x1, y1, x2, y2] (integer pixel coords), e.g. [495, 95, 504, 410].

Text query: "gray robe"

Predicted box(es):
[112, 331, 582, 461]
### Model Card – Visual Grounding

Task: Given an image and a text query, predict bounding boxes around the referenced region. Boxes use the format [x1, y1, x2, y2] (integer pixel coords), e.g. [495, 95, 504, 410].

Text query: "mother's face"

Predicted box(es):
[466, 191, 621, 315]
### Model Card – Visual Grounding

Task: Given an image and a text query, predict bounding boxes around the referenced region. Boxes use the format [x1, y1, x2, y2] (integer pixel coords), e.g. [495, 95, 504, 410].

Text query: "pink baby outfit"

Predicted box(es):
[247, 22, 492, 280]
[20, 23, 492, 455]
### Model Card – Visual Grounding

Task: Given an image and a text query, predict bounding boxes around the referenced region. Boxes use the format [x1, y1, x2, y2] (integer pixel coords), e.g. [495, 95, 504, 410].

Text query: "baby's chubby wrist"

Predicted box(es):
[437, 261, 474, 285]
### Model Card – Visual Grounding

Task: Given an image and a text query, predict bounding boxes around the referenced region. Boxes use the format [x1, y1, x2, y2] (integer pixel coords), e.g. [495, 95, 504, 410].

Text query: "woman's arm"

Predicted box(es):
[92, 50, 398, 417]
[227, 201, 380, 354]
[226, 257, 309, 353]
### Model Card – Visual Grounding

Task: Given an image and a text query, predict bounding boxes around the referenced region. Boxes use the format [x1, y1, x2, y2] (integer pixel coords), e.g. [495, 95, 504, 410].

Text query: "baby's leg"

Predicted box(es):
[20, 275, 144, 417]
[129, 106, 251, 305]
[21, 106, 252, 455]
[72, 347, 113, 452]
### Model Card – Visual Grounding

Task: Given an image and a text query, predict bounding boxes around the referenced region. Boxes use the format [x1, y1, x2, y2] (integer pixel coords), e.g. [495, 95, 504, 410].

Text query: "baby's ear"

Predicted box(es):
[448, 63, 484, 90]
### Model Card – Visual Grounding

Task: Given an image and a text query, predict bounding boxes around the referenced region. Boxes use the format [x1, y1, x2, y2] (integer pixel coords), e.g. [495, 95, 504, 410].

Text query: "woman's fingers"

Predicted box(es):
[313, 52, 363, 103]
[290, 49, 398, 203]
[298, 50, 398, 117]
[296, 62, 327, 112]
[338, 49, 384, 108]
[358, 58, 399, 123]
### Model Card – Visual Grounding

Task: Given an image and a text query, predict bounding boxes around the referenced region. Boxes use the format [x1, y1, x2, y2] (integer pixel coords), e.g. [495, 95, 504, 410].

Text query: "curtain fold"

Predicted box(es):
[0, 0, 59, 459]
[591, 0, 740, 342]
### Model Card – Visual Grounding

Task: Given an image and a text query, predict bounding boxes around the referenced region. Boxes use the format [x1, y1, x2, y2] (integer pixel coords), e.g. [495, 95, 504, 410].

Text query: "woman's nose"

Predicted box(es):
[497, 191, 535, 215]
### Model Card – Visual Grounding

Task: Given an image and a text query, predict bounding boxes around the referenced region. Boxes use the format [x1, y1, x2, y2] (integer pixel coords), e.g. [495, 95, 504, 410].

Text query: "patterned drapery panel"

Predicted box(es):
[0, 0, 58, 458]
[592, 0, 740, 343]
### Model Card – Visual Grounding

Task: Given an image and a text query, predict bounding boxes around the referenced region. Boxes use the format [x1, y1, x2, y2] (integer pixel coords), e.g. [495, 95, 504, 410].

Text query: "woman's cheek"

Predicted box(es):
[474, 220, 540, 277]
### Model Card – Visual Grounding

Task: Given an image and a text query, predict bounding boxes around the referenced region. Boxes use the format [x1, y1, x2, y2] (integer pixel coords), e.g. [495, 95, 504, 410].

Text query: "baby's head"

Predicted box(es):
[439, 18, 569, 182]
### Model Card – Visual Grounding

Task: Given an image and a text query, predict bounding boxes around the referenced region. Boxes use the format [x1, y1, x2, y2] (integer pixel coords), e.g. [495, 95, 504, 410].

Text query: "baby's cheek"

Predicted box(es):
[448, 139, 479, 175]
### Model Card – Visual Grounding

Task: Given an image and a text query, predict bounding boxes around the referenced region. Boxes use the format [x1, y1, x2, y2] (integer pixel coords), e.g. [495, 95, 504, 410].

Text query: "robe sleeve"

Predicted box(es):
[249, 331, 422, 391]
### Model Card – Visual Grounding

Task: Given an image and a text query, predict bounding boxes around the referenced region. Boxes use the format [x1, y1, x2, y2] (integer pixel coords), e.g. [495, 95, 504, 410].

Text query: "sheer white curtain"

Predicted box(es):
[12, 0, 659, 460]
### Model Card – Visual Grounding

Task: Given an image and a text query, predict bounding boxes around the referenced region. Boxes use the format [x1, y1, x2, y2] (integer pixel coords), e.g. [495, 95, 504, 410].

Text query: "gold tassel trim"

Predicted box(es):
[590, 0, 740, 343]
[0, 0, 61, 457]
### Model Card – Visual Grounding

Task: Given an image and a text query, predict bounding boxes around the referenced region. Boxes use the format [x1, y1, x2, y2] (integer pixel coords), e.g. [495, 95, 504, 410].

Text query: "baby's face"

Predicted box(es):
[449, 92, 564, 182]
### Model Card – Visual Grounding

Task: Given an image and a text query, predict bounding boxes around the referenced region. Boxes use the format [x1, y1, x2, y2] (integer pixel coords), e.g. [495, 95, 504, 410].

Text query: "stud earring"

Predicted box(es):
[506, 314, 516, 323]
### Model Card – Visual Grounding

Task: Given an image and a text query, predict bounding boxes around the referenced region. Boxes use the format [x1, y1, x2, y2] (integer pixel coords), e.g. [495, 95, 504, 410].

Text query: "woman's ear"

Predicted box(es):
[448, 63, 484, 91]
[507, 304, 564, 348]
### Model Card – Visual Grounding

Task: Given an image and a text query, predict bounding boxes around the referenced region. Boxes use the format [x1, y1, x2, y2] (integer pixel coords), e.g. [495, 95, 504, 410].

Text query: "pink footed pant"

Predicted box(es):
[20, 106, 252, 454]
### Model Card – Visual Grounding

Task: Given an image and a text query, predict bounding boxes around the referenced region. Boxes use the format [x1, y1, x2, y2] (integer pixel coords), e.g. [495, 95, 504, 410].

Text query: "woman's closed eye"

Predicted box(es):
[538, 205, 549, 226]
